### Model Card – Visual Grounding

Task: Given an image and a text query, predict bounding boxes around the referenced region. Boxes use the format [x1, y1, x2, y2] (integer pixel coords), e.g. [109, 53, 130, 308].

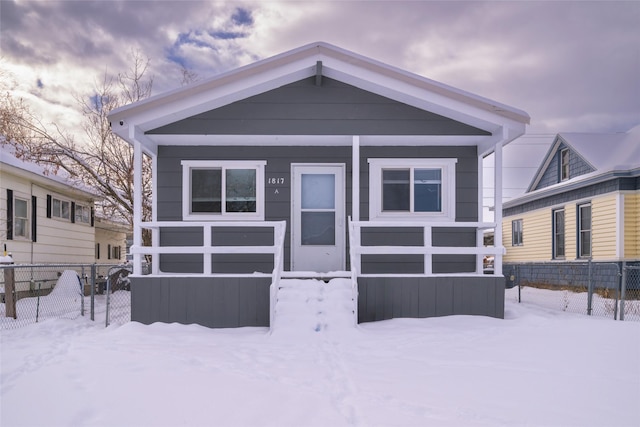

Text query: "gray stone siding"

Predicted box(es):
[503, 262, 622, 290]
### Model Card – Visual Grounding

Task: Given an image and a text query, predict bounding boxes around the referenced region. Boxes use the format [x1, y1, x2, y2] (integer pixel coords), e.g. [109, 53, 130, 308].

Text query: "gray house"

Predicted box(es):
[109, 42, 529, 328]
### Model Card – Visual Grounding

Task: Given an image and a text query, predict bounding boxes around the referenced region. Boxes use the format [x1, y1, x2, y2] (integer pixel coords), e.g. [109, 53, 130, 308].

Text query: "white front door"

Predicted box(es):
[291, 164, 345, 272]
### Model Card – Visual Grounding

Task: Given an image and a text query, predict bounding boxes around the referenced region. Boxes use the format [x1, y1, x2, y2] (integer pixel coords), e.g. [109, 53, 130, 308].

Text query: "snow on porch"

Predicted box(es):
[272, 279, 356, 334]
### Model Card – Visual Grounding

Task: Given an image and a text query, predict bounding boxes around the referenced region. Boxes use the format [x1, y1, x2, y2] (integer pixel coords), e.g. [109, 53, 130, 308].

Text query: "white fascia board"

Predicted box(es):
[112, 63, 316, 138]
[147, 134, 494, 147]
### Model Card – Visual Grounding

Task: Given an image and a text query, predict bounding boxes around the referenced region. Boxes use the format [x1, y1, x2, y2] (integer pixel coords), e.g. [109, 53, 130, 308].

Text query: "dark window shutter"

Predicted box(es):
[31, 196, 37, 242]
[108, 244, 111, 260]
[96, 243, 100, 260]
[6, 189, 13, 240]
[90, 207, 95, 227]
[46, 195, 52, 218]
[71, 202, 76, 223]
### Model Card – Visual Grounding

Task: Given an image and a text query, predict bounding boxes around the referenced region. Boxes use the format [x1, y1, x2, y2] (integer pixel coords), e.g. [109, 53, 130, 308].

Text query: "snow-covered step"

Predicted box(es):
[272, 278, 356, 334]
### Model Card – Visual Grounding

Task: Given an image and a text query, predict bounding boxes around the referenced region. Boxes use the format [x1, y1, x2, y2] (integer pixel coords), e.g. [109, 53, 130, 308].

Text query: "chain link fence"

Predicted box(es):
[1, 263, 133, 330]
[504, 261, 640, 322]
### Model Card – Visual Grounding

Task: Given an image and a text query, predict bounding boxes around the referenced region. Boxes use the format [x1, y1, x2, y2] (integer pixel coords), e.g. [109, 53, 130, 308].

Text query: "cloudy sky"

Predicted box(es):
[1, 0, 639, 201]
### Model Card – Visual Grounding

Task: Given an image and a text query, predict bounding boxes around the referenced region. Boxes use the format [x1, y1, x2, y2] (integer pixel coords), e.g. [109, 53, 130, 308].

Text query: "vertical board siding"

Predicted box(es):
[131, 276, 271, 327]
[358, 276, 504, 322]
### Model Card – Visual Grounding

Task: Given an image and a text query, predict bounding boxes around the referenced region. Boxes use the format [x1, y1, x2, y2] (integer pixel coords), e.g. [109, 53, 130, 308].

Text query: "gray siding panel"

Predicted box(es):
[149, 77, 489, 136]
[358, 276, 504, 322]
[157, 144, 479, 273]
[131, 276, 271, 328]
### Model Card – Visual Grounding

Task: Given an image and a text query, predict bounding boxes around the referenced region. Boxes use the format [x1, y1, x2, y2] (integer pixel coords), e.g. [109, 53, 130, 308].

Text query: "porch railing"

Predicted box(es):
[348, 218, 504, 277]
[129, 220, 287, 327]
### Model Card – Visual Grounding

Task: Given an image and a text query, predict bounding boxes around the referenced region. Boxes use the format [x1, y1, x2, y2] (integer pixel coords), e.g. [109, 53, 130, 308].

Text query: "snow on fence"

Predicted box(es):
[1, 263, 132, 330]
[504, 262, 640, 322]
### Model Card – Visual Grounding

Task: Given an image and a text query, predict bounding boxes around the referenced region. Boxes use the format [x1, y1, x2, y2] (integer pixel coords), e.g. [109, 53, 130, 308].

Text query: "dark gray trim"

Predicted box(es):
[357, 276, 505, 322]
[131, 276, 271, 327]
[504, 177, 637, 216]
[31, 196, 37, 242]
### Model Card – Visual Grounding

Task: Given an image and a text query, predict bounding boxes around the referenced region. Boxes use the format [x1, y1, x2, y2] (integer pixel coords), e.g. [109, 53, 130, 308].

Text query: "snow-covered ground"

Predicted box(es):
[1, 279, 639, 427]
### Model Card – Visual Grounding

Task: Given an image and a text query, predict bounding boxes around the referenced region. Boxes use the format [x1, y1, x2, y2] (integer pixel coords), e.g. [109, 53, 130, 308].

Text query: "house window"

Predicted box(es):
[13, 197, 29, 239]
[512, 219, 523, 246]
[181, 160, 266, 220]
[52, 197, 71, 220]
[112, 245, 121, 260]
[368, 158, 457, 221]
[553, 209, 565, 258]
[560, 148, 569, 181]
[75, 204, 91, 224]
[578, 203, 591, 258]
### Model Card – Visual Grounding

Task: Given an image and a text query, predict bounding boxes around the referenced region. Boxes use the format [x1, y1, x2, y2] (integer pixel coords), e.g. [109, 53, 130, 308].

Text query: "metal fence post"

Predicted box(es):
[620, 263, 627, 321]
[105, 274, 111, 327]
[587, 259, 593, 316]
[90, 264, 96, 321]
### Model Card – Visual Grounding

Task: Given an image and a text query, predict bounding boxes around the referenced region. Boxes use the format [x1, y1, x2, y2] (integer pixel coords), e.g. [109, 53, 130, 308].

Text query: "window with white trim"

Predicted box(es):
[512, 219, 523, 246]
[553, 208, 565, 258]
[14, 196, 29, 239]
[181, 160, 266, 220]
[75, 204, 91, 224]
[578, 203, 591, 258]
[368, 158, 457, 221]
[560, 148, 569, 181]
[52, 197, 71, 221]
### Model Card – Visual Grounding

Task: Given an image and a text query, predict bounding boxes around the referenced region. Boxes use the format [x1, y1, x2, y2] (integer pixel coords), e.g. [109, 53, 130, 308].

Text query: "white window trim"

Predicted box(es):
[578, 202, 592, 258]
[368, 158, 457, 222]
[13, 193, 30, 240]
[181, 160, 266, 221]
[75, 204, 91, 225]
[512, 219, 523, 246]
[52, 196, 71, 222]
[560, 148, 569, 181]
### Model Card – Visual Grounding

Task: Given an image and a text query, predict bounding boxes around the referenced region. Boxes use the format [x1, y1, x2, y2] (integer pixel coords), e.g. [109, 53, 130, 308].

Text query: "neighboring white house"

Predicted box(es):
[1, 145, 102, 264]
[94, 217, 128, 264]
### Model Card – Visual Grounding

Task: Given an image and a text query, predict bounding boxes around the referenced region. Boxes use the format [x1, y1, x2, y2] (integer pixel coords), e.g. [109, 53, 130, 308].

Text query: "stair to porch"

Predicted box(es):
[272, 279, 356, 333]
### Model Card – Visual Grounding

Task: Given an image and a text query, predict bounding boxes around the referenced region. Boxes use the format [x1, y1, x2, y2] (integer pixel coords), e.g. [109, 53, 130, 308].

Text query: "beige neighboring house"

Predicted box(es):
[502, 125, 640, 289]
[1, 145, 101, 264]
[94, 217, 128, 264]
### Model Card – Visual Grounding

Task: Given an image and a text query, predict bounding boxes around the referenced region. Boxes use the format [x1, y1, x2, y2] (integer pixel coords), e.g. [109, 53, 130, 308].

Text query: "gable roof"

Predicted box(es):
[505, 124, 640, 208]
[109, 41, 529, 156]
[0, 144, 99, 199]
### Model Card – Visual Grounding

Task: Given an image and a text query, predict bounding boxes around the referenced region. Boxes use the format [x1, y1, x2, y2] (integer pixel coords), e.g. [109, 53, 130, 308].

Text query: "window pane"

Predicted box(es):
[580, 232, 591, 257]
[580, 205, 591, 230]
[15, 218, 27, 237]
[382, 169, 410, 211]
[61, 201, 70, 219]
[226, 169, 256, 213]
[301, 212, 335, 245]
[192, 169, 221, 213]
[554, 210, 565, 257]
[53, 199, 61, 217]
[414, 169, 441, 212]
[301, 174, 335, 209]
[15, 199, 27, 218]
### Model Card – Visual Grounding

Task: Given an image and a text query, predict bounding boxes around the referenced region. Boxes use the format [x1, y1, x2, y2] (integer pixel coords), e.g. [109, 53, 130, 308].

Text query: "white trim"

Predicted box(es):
[290, 163, 346, 272]
[367, 158, 457, 222]
[132, 133, 143, 276]
[352, 136, 360, 222]
[493, 138, 504, 275]
[180, 160, 266, 221]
